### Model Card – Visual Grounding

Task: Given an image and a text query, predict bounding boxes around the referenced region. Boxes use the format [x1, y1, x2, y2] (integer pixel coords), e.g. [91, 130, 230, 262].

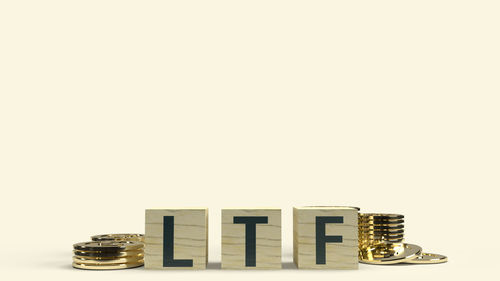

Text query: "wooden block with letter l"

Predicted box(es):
[293, 206, 358, 269]
[221, 208, 281, 269]
[145, 208, 208, 269]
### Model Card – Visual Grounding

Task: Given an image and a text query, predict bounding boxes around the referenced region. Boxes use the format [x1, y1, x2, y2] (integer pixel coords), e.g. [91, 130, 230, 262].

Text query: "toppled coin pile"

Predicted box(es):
[358, 213, 447, 264]
[73, 234, 145, 270]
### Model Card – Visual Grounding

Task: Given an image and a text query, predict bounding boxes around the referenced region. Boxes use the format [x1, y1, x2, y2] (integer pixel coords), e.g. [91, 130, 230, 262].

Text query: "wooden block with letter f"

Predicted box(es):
[221, 208, 281, 269]
[145, 208, 208, 269]
[293, 206, 358, 269]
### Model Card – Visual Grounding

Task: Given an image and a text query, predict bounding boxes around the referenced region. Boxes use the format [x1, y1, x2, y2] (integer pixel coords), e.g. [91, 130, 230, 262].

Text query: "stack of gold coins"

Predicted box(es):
[358, 213, 447, 265]
[72, 240, 144, 270]
[358, 213, 405, 248]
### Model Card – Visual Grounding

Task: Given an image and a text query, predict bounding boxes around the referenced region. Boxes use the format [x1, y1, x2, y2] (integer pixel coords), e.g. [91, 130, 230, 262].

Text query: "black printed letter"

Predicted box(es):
[163, 216, 193, 267]
[233, 216, 268, 267]
[315, 216, 343, 264]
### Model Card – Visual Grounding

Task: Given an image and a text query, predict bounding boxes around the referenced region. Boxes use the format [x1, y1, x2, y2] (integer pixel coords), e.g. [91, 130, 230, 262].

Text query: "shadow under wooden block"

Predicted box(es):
[221, 208, 281, 269]
[145, 208, 208, 269]
[293, 206, 358, 269]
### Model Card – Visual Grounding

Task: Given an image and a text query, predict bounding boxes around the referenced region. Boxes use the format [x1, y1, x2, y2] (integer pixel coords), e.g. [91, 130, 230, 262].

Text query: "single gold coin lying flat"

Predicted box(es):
[72, 261, 144, 270]
[73, 256, 144, 265]
[359, 232, 404, 236]
[359, 217, 404, 222]
[359, 229, 405, 234]
[359, 243, 422, 265]
[359, 224, 405, 228]
[73, 249, 144, 258]
[405, 252, 448, 264]
[360, 213, 404, 220]
[359, 222, 404, 227]
[74, 241, 143, 252]
[91, 234, 145, 243]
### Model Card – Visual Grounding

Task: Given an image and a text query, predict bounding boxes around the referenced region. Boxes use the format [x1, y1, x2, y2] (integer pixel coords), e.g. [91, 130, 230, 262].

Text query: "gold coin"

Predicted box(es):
[360, 213, 404, 220]
[359, 230, 404, 235]
[359, 243, 422, 264]
[73, 256, 144, 265]
[405, 252, 448, 264]
[359, 216, 404, 220]
[360, 213, 404, 217]
[359, 236, 404, 241]
[359, 227, 404, 231]
[91, 234, 144, 242]
[73, 249, 144, 258]
[359, 236, 404, 240]
[74, 241, 143, 252]
[359, 221, 404, 226]
[359, 225, 404, 230]
[72, 261, 143, 270]
[359, 231, 404, 234]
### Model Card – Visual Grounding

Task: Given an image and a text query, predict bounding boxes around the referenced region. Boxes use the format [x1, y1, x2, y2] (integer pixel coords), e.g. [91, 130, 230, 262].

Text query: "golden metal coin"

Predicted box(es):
[359, 243, 422, 265]
[359, 216, 404, 220]
[359, 225, 404, 230]
[360, 235, 404, 241]
[72, 262, 143, 270]
[359, 232, 404, 236]
[405, 252, 448, 264]
[73, 256, 144, 265]
[359, 213, 404, 220]
[359, 229, 405, 234]
[359, 221, 404, 226]
[359, 231, 404, 236]
[73, 249, 143, 258]
[91, 234, 144, 242]
[359, 215, 403, 219]
[74, 241, 143, 252]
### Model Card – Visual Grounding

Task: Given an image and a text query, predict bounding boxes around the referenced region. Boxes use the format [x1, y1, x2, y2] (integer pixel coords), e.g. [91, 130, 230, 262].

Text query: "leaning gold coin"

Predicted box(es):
[73, 256, 144, 265]
[91, 234, 145, 242]
[73, 249, 144, 258]
[72, 262, 144, 270]
[359, 243, 422, 265]
[405, 252, 448, 264]
[74, 241, 143, 252]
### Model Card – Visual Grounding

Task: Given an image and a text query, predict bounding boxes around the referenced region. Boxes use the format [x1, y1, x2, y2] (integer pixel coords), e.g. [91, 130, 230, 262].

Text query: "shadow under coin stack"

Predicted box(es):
[358, 213, 447, 265]
[72, 234, 145, 270]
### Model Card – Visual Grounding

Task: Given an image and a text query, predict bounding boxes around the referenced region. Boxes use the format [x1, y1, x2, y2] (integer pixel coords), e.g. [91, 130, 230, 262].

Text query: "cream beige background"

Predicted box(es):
[0, 0, 498, 280]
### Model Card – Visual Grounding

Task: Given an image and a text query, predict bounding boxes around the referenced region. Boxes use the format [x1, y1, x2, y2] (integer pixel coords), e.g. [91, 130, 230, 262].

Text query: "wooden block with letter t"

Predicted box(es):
[221, 208, 281, 269]
[145, 208, 208, 269]
[293, 206, 358, 269]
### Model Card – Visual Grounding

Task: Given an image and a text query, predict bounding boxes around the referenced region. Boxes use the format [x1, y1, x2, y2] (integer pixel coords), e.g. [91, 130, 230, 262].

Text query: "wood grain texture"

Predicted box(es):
[145, 208, 208, 269]
[293, 206, 358, 269]
[221, 208, 281, 269]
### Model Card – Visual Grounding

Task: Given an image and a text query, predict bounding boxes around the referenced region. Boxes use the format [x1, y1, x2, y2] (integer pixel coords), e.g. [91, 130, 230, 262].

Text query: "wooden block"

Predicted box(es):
[221, 208, 281, 269]
[145, 208, 208, 269]
[293, 206, 358, 269]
